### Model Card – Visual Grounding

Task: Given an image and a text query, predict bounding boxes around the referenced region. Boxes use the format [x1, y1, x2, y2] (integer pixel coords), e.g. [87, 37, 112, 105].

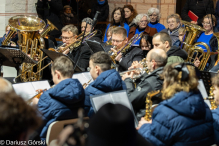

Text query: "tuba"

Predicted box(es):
[40, 19, 58, 38]
[181, 20, 206, 52]
[9, 15, 46, 82]
[2, 27, 17, 46]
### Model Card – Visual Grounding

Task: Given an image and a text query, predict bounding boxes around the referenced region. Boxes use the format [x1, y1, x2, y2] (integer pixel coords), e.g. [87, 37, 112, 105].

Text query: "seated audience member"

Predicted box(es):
[110, 27, 144, 71]
[181, 0, 214, 26]
[60, 5, 77, 26]
[62, 24, 91, 71]
[122, 48, 167, 120]
[212, 73, 219, 145]
[81, 17, 102, 42]
[0, 93, 42, 143]
[153, 32, 188, 66]
[0, 77, 14, 93]
[147, 8, 165, 32]
[103, 7, 130, 42]
[140, 34, 153, 57]
[36, 56, 85, 141]
[161, 14, 181, 46]
[84, 51, 126, 116]
[87, 103, 153, 146]
[195, 14, 218, 52]
[173, 26, 186, 47]
[137, 63, 214, 146]
[102, 26, 117, 52]
[123, 4, 138, 26]
[128, 14, 157, 45]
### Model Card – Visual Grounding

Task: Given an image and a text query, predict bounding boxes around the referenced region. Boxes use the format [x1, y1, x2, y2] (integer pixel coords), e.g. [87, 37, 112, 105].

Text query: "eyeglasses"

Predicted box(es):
[167, 21, 176, 24]
[140, 20, 148, 23]
[112, 39, 125, 43]
[87, 67, 91, 71]
[202, 22, 211, 26]
[61, 36, 74, 40]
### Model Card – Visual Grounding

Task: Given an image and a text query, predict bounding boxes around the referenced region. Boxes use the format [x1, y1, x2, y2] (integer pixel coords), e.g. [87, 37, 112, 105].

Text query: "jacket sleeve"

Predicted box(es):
[181, 0, 192, 22]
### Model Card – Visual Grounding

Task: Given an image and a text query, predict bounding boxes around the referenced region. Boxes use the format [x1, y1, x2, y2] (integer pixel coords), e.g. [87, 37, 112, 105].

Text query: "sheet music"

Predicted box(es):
[12, 80, 50, 101]
[198, 80, 211, 108]
[72, 72, 93, 85]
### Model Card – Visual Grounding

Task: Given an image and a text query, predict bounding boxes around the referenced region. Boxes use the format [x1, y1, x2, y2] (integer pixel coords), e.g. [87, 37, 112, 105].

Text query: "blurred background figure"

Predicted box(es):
[60, 5, 77, 26]
[147, 7, 165, 32]
[123, 4, 138, 26]
[140, 34, 153, 57]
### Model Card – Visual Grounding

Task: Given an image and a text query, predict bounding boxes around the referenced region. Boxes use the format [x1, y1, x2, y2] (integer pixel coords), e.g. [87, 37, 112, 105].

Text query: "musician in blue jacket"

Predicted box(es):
[84, 51, 126, 117]
[211, 73, 219, 145]
[36, 56, 85, 141]
[137, 63, 214, 146]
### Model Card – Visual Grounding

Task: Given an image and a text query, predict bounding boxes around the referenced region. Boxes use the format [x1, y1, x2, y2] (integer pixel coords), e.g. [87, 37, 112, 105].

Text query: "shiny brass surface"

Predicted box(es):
[40, 19, 58, 38]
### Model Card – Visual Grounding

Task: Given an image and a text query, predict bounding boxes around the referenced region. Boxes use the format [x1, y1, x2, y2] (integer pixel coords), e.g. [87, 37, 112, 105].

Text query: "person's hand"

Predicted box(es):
[56, 125, 74, 146]
[122, 71, 134, 81]
[136, 117, 152, 130]
[62, 48, 70, 55]
[129, 61, 143, 70]
[191, 21, 197, 25]
[115, 53, 122, 62]
[194, 58, 200, 67]
[32, 97, 39, 105]
[110, 47, 117, 53]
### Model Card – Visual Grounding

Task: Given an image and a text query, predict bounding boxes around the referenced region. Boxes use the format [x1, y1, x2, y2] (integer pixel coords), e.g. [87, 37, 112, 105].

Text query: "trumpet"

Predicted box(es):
[82, 79, 93, 89]
[119, 67, 148, 80]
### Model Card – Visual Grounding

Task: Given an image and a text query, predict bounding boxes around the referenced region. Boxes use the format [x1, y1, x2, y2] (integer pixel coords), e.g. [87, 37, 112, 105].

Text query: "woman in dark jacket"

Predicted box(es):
[137, 63, 214, 146]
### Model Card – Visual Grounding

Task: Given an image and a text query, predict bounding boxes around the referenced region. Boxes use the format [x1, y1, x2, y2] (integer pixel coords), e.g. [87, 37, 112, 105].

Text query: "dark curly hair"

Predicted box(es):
[0, 93, 42, 141]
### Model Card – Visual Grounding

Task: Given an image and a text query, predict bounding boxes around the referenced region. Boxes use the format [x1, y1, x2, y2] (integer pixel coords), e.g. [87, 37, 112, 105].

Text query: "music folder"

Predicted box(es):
[90, 90, 138, 127]
[72, 72, 93, 86]
[41, 49, 82, 73]
[188, 10, 198, 22]
[12, 80, 50, 101]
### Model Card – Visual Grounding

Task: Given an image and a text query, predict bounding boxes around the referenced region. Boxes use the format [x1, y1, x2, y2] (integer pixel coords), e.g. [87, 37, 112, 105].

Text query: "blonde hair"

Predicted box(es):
[178, 27, 186, 34]
[161, 63, 198, 100]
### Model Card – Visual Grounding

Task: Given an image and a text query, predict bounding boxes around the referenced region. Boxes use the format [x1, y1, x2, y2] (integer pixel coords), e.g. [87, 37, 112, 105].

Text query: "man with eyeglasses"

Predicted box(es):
[122, 48, 167, 121]
[147, 8, 165, 32]
[84, 51, 126, 117]
[160, 14, 181, 46]
[110, 27, 144, 71]
[61, 24, 91, 71]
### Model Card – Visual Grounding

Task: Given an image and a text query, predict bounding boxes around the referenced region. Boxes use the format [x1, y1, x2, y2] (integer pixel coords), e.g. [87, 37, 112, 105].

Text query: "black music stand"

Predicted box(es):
[0, 46, 36, 75]
[41, 49, 83, 73]
[196, 70, 218, 95]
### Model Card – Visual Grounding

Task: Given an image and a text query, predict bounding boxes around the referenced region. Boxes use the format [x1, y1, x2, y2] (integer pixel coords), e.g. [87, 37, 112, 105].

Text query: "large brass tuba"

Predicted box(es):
[9, 15, 46, 82]
[40, 19, 58, 38]
[181, 20, 206, 52]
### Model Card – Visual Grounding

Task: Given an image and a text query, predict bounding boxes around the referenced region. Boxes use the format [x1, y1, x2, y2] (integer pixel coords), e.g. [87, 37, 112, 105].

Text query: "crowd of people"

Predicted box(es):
[2, 0, 219, 146]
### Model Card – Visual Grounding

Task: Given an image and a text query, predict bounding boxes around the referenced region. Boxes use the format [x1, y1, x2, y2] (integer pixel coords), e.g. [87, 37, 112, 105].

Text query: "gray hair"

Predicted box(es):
[0, 77, 13, 93]
[166, 14, 181, 23]
[82, 17, 93, 25]
[147, 8, 161, 21]
[61, 24, 78, 35]
[131, 14, 150, 26]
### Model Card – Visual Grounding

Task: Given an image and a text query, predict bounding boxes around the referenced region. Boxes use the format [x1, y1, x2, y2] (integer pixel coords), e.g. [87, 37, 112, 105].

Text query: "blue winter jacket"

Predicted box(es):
[212, 108, 219, 145]
[138, 91, 214, 146]
[84, 69, 126, 116]
[38, 78, 85, 140]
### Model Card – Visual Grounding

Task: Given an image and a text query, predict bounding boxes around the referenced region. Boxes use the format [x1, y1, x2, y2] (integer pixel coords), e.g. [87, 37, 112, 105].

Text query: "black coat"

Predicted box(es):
[91, 0, 109, 22]
[36, 0, 63, 37]
[118, 47, 144, 72]
[181, 0, 214, 25]
[124, 67, 164, 121]
[167, 46, 188, 59]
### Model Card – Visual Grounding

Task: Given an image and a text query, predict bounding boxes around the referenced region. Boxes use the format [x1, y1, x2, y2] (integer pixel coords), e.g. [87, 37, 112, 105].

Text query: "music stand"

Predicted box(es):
[0, 46, 36, 75]
[196, 70, 218, 95]
[41, 49, 83, 73]
[85, 40, 116, 68]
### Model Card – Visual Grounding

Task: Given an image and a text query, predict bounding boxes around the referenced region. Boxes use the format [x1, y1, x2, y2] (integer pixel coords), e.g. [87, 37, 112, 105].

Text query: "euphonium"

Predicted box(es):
[40, 19, 58, 38]
[9, 15, 46, 82]
[187, 42, 210, 71]
[2, 27, 17, 46]
[144, 90, 160, 121]
[204, 86, 217, 110]
[181, 20, 206, 52]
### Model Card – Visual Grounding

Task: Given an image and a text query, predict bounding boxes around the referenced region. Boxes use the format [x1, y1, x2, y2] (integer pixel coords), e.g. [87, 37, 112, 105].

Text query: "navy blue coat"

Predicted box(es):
[212, 108, 219, 145]
[138, 91, 214, 146]
[38, 78, 85, 140]
[84, 69, 126, 116]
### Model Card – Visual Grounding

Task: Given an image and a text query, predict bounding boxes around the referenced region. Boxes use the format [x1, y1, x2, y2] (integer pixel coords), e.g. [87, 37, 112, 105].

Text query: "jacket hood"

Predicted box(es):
[164, 91, 206, 119]
[89, 69, 125, 92]
[47, 78, 84, 105]
[167, 46, 188, 60]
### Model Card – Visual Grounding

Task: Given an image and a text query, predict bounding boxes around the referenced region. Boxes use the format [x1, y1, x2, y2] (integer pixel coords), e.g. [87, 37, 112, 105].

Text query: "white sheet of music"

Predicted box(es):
[72, 72, 93, 85]
[12, 80, 50, 101]
[198, 79, 211, 108]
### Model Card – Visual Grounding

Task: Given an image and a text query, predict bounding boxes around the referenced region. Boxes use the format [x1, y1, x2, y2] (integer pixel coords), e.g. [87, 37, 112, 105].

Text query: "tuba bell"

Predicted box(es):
[9, 15, 46, 82]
